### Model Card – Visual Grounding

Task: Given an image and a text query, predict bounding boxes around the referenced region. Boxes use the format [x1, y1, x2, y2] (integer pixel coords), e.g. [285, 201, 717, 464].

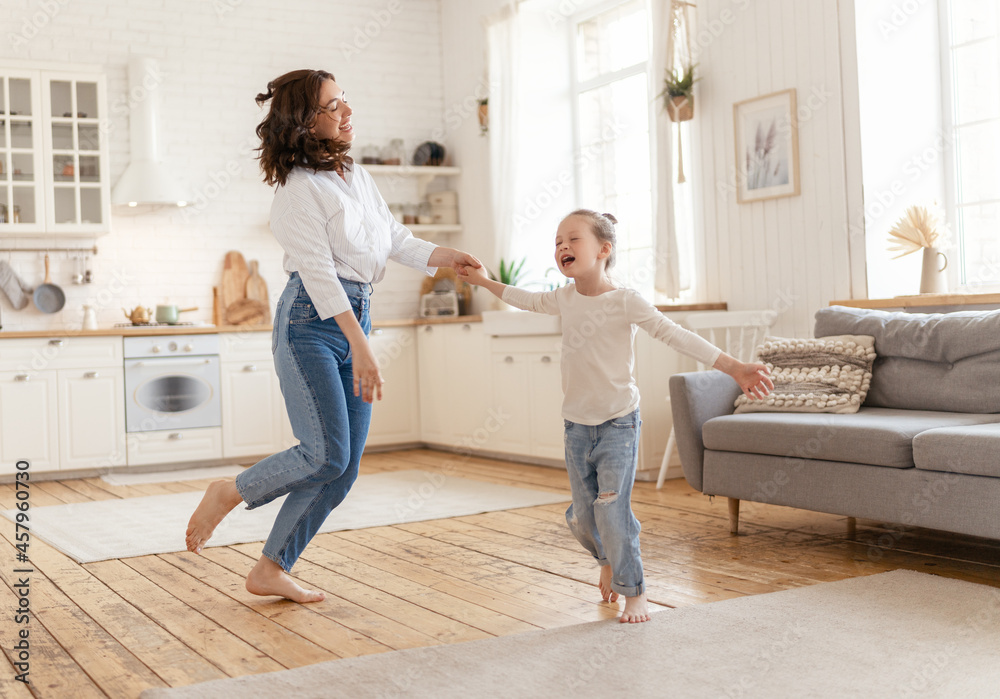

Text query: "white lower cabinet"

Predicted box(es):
[368, 326, 420, 447]
[417, 322, 490, 449]
[0, 336, 125, 474]
[221, 359, 282, 458]
[58, 366, 126, 470]
[0, 369, 59, 474]
[489, 335, 565, 460]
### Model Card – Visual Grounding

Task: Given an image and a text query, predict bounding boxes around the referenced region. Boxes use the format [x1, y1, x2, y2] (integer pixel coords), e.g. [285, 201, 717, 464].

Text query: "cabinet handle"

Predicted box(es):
[243, 364, 257, 372]
[462, 324, 471, 331]
[504, 356, 514, 363]
[541, 356, 552, 363]
[424, 326, 433, 333]
[84, 371, 100, 379]
[168, 433, 183, 441]
[372, 328, 384, 336]
[48, 339, 64, 347]
[14, 373, 30, 382]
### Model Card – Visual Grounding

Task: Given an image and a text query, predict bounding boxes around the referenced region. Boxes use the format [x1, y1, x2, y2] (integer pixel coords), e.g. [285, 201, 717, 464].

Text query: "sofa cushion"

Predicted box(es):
[702, 407, 1000, 469]
[814, 306, 1000, 413]
[734, 335, 875, 414]
[913, 424, 1000, 477]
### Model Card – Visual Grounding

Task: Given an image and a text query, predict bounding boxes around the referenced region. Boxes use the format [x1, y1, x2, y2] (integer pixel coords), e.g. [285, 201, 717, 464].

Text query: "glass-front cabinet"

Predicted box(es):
[0, 67, 110, 237]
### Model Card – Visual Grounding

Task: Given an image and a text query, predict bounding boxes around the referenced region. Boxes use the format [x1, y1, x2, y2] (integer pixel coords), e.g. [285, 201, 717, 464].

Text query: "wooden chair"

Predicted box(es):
[655, 310, 777, 489]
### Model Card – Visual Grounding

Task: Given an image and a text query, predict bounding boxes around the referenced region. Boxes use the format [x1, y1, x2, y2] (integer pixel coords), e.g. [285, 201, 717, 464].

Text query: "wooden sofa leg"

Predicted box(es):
[847, 517, 856, 540]
[728, 498, 740, 535]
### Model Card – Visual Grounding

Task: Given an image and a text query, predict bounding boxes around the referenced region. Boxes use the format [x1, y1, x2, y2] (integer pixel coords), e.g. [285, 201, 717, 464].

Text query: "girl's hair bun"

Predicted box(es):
[601, 212, 618, 225]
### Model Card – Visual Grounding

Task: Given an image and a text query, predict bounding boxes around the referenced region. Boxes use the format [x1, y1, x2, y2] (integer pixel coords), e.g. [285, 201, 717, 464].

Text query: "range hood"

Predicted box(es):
[111, 56, 189, 208]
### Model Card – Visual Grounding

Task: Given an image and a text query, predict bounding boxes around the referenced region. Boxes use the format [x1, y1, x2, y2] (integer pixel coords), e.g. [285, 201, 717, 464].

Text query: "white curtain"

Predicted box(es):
[486, 3, 521, 269]
[651, 0, 682, 298]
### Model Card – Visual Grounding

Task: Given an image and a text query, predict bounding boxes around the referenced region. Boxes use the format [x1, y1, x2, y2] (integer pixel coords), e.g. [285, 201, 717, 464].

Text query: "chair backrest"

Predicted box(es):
[683, 310, 777, 370]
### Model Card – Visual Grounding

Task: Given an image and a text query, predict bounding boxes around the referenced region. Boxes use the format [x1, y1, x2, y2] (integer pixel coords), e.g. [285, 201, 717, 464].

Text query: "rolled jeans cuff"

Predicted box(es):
[611, 580, 644, 597]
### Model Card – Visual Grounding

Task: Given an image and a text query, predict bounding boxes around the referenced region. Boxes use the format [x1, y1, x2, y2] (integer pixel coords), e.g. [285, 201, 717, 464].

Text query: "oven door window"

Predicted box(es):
[136, 375, 212, 413]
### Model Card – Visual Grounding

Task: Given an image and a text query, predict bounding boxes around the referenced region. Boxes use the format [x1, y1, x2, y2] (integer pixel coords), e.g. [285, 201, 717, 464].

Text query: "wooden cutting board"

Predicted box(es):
[226, 298, 268, 326]
[220, 251, 250, 323]
[245, 260, 270, 323]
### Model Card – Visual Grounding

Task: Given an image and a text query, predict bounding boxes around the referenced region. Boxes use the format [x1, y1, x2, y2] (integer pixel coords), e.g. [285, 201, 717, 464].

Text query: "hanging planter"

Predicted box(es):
[666, 94, 694, 122]
[478, 98, 489, 136]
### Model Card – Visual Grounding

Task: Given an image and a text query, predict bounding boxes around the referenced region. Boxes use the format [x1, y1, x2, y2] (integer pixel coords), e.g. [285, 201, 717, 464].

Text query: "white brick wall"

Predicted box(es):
[0, 0, 450, 331]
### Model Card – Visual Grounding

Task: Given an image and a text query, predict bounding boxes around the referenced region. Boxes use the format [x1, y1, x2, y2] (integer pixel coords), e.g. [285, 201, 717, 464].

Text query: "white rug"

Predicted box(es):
[100, 464, 247, 486]
[3, 470, 569, 564]
[141, 570, 1000, 699]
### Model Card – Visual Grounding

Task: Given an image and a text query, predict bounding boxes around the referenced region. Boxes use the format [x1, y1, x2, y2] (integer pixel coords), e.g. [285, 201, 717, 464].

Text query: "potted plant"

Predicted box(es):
[489, 256, 527, 311]
[659, 64, 698, 122]
[478, 98, 488, 136]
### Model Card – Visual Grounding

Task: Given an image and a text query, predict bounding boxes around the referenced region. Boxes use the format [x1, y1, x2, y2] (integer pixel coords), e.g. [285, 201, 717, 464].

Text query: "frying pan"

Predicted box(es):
[33, 254, 66, 313]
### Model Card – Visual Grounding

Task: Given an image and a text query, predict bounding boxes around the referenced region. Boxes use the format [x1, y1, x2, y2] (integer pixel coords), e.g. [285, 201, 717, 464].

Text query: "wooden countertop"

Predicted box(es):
[2, 302, 728, 339]
[830, 293, 1000, 309]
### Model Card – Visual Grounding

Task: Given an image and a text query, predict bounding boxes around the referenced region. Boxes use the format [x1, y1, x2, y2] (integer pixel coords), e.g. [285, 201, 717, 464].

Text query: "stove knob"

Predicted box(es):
[168, 341, 178, 352]
[184, 343, 194, 352]
[151, 345, 162, 354]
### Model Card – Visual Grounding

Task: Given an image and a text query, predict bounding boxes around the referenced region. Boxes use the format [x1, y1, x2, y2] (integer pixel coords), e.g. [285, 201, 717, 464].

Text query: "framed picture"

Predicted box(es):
[733, 88, 800, 203]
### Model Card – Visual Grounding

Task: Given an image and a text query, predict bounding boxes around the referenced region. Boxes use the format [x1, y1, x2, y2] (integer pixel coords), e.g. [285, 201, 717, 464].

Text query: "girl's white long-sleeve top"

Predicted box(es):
[269, 164, 438, 319]
[503, 284, 723, 425]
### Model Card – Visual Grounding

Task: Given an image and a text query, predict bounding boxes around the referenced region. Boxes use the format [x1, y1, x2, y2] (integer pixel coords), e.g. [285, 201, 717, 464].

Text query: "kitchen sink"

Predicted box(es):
[480, 310, 562, 336]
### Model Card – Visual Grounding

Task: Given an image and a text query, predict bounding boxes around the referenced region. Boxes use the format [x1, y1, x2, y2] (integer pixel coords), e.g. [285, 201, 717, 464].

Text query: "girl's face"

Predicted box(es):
[311, 79, 353, 143]
[554, 215, 612, 279]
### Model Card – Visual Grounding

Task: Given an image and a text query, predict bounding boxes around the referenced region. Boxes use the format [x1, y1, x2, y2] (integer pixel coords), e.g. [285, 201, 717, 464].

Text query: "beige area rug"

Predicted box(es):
[141, 570, 1000, 699]
[100, 464, 247, 486]
[1, 470, 569, 564]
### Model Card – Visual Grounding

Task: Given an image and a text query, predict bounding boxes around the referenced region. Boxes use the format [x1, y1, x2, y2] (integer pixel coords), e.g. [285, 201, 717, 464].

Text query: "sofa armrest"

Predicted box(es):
[669, 372, 741, 492]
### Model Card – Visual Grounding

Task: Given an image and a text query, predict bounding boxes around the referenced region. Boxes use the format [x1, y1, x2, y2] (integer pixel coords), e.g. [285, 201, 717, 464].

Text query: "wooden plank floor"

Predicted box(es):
[2, 448, 1000, 697]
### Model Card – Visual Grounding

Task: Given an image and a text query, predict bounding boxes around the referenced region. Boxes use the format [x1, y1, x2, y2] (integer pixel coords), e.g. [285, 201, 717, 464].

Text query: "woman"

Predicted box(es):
[185, 69, 482, 603]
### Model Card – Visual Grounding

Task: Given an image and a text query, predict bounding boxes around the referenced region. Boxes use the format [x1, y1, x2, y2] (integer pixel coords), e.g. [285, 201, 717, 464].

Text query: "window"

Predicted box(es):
[941, 0, 1000, 290]
[572, 0, 654, 297]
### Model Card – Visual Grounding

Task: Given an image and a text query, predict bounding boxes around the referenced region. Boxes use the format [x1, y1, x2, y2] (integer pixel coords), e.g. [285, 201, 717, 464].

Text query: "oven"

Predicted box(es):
[124, 335, 222, 433]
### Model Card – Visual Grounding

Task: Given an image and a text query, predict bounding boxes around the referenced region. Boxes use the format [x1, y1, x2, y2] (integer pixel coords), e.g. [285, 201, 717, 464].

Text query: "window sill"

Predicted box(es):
[830, 292, 1000, 310]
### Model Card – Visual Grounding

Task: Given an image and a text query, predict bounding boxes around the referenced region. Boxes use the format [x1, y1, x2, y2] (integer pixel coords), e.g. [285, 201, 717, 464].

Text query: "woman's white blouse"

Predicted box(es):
[269, 163, 438, 319]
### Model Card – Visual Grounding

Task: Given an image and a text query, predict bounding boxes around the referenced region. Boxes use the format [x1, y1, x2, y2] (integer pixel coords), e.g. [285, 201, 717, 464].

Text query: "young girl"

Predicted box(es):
[460, 210, 772, 623]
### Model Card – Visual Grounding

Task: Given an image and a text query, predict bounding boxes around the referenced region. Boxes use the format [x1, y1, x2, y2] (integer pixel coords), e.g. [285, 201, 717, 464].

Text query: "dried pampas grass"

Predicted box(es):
[887, 205, 949, 259]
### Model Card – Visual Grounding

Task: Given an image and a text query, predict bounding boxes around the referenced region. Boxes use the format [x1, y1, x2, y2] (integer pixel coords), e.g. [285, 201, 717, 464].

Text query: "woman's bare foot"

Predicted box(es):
[185, 480, 243, 554]
[598, 564, 619, 603]
[620, 592, 651, 623]
[245, 555, 326, 603]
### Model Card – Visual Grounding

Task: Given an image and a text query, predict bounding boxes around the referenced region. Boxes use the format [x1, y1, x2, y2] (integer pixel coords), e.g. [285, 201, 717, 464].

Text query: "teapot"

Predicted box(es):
[123, 306, 153, 324]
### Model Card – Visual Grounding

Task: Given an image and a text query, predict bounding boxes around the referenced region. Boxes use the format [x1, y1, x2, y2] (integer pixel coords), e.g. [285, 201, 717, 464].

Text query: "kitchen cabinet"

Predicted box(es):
[0, 65, 110, 236]
[0, 369, 58, 474]
[489, 335, 564, 460]
[367, 326, 421, 447]
[0, 336, 124, 474]
[416, 321, 490, 448]
[58, 365, 125, 471]
[219, 332, 292, 459]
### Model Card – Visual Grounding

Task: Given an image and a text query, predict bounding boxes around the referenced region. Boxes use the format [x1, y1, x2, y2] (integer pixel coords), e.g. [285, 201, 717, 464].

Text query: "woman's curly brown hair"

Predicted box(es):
[255, 69, 354, 187]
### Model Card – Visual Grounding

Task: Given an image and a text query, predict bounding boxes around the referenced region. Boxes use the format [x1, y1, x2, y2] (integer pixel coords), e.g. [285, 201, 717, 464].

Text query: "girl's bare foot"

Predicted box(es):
[620, 592, 651, 623]
[185, 480, 243, 553]
[598, 564, 619, 603]
[245, 555, 326, 603]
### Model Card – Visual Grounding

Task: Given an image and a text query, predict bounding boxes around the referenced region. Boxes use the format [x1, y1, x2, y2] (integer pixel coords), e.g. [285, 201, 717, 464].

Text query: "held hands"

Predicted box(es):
[457, 263, 490, 286]
[449, 250, 483, 276]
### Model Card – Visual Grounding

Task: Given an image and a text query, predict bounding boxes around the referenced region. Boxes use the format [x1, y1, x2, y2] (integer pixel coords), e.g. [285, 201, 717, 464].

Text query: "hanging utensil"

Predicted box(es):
[33, 254, 66, 313]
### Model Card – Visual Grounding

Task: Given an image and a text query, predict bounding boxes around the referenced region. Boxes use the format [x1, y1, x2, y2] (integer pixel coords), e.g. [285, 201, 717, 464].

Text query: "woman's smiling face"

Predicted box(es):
[311, 79, 353, 143]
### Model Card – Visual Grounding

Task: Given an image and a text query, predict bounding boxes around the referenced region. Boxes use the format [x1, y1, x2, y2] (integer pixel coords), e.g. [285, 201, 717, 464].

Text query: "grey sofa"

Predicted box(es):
[669, 305, 1000, 540]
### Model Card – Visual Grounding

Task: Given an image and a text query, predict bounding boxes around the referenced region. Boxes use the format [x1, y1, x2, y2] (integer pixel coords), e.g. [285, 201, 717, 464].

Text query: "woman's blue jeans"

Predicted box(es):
[563, 409, 644, 597]
[234, 273, 372, 572]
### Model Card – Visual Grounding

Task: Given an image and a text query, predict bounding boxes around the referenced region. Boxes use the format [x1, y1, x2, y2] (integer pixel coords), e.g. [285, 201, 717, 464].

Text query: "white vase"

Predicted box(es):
[919, 247, 948, 294]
